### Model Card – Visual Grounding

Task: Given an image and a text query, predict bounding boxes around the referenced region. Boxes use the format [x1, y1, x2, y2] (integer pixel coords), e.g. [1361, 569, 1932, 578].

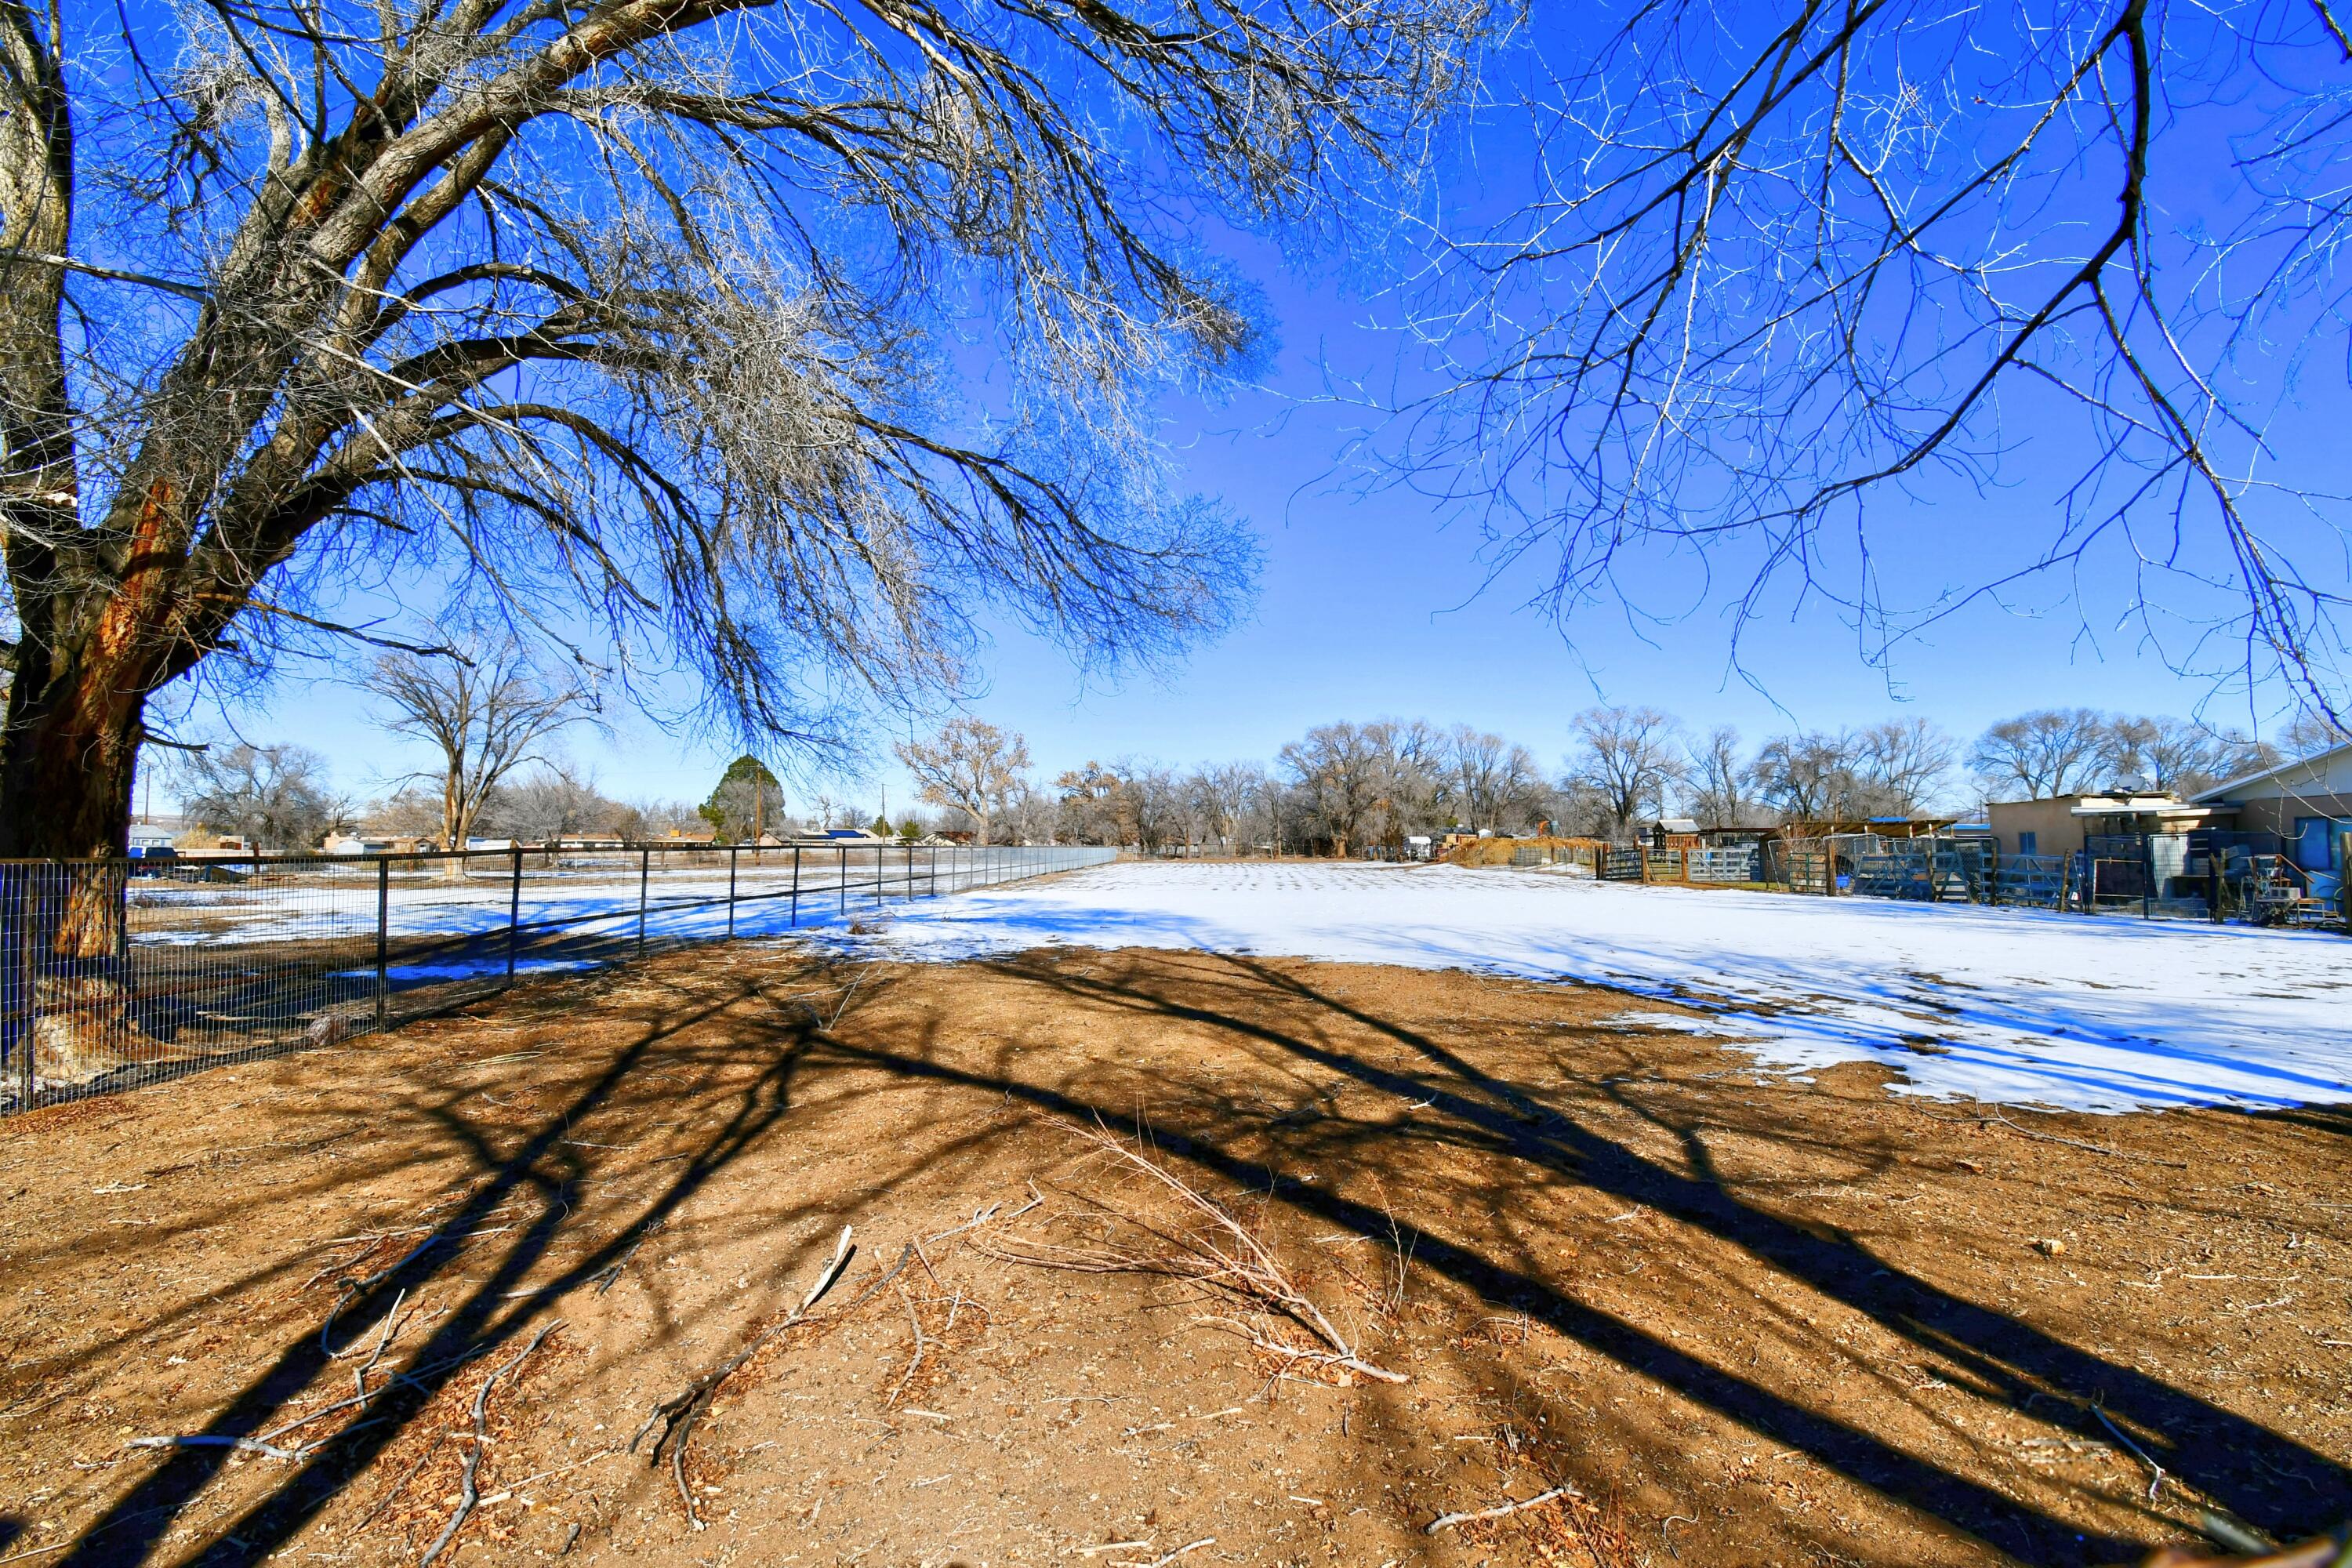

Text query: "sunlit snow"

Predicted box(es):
[855, 861, 2352, 1115]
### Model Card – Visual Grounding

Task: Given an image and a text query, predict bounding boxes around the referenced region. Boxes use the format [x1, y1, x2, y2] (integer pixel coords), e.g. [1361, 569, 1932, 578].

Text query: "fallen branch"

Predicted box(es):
[887, 1283, 930, 1406]
[1120, 1538, 1215, 1568]
[985, 1118, 1406, 1385]
[123, 1435, 298, 1461]
[419, 1320, 561, 1566]
[1425, 1485, 1577, 1534]
[632, 1228, 906, 1529]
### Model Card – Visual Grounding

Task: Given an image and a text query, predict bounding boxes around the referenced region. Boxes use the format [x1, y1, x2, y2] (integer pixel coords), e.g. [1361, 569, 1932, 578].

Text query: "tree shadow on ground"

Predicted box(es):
[828, 949, 2341, 1566]
[47, 964, 944, 1567]
[45, 947, 2348, 1566]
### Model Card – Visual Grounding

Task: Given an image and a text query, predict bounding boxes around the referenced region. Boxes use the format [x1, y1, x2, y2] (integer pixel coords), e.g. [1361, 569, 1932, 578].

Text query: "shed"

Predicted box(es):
[2193, 740, 2352, 869]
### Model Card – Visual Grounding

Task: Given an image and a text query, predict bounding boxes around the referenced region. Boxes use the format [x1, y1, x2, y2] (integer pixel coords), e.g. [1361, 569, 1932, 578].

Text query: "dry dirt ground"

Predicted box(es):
[2, 940, 2349, 1568]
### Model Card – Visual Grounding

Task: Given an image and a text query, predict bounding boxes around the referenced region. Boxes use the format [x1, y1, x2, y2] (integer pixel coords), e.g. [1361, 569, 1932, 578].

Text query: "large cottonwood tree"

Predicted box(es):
[0, 0, 1481, 862]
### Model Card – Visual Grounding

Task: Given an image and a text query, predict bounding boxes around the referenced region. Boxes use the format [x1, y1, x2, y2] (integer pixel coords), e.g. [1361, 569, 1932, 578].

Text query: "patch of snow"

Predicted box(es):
[852, 861, 2352, 1115]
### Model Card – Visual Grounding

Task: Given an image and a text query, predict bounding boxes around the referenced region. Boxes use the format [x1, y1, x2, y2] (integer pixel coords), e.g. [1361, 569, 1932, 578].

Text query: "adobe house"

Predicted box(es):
[1984, 793, 2229, 858]
[2192, 741, 2352, 869]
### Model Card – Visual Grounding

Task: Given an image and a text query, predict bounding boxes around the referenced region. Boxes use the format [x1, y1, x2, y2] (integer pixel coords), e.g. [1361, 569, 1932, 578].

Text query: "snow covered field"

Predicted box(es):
[855, 861, 2352, 1114]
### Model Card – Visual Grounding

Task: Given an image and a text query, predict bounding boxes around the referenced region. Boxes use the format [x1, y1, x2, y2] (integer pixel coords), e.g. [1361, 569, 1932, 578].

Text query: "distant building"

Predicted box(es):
[1647, 818, 1702, 853]
[2193, 741, 2352, 869]
[324, 833, 438, 855]
[1984, 793, 2227, 859]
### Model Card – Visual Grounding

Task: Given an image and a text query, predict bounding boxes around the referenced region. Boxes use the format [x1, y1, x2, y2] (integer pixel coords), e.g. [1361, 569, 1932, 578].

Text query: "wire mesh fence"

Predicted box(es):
[0, 841, 1112, 1114]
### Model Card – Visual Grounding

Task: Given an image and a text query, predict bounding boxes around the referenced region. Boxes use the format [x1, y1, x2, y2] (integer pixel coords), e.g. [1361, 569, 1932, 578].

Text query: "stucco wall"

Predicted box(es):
[1986, 797, 2090, 857]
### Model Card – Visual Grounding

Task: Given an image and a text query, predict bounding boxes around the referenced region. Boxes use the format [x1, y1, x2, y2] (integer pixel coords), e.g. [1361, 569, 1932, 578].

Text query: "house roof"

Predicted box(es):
[2190, 739, 2352, 804]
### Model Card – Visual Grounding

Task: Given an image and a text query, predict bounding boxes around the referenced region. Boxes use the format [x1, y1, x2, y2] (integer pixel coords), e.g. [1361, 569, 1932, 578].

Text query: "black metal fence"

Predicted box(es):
[0, 840, 1112, 1113]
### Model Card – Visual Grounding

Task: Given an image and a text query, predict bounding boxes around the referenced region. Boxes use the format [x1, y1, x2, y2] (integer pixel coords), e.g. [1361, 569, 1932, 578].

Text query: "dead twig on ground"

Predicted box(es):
[632, 1228, 909, 1529]
[1926, 1110, 2189, 1168]
[1425, 1485, 1577, 1534]
[983, 1118, 1406, 1385]
[887, 1283, 929, 1406]
[2093, 1401, 2169, 1503]
[123, 1435, 298, 1461]
[824, 966, 879, 1031]
[1117, 1537, 1214, 1568]
[590, 1222, 664, 1297]
[419, 1320, 561, 1566]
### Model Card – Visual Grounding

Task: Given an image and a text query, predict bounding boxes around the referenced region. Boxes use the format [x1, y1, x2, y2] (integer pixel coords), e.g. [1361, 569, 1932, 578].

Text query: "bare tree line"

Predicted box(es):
[886, 703, 2318, 855]
[171, 692, 2318, 857]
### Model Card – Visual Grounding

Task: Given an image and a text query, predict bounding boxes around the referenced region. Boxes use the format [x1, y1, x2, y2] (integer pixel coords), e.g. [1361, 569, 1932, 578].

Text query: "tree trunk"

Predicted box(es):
[0, 651, 147, 1095]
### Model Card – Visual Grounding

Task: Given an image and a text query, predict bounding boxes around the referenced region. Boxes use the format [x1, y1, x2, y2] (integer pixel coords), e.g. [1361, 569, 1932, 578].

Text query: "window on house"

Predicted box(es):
[2016, 830, 2038, 855]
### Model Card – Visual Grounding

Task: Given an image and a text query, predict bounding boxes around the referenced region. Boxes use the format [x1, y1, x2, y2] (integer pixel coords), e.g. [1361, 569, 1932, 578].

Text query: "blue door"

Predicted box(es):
[2296, 817, 2341, 871]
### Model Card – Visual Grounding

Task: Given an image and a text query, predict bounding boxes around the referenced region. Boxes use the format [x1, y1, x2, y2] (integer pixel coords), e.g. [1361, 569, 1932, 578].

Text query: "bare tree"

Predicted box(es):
[1970, 710, 2115, 801]
[1444, 726, 1540, 834]
[0, 0, 1482, 1066]
[1853, 719, 1957, 818]
[1385, 2, 2352, 724]
[1567, 706, 1684, 839]
[488, 764, 626, 844]
[1191, 762, 1262, 856]
[2105, 716, 2278, 796]
[368, 641, 584, 871]
[177, 742, 350, 851]
[1749, 731, 1858, 822]
[1682, 726, 1757, 828]
[895, 720, 1033, 847]
[2284, 712, 2348, 758]
[1279, 722, 1392, 857]
[1055, 762, 1131, 848]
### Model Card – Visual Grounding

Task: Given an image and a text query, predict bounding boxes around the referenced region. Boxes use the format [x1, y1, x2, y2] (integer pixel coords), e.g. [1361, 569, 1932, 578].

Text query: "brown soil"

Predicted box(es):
[1, 943, 2347, 1568]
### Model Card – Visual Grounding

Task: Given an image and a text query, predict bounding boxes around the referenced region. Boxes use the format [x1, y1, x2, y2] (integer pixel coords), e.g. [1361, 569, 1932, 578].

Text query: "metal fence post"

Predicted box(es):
[637, 846, 651, 956]
[790, 844, 801, 927]
[2143, 833, 2154, 921]
[728, 845, 739, 940]
[839, 844, 848, 916]
[375, 856, 390, 1033]
[506, 844, 523, 985]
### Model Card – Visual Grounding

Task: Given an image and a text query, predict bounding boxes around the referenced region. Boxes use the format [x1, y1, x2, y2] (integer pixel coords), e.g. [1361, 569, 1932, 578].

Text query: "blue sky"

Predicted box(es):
[172, 241, 2267, 820]
[147, 5, 2339, 822]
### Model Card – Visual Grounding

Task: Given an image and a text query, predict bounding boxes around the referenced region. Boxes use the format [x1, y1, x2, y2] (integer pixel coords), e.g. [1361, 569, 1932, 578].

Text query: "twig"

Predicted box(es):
[1120, 1538, 1214, 1568]
[632, 1228, 895, 1529]
[1425, 1486, 1577, 1534]
[1929, 1110, 2189, 1168]
[419, 1320, 561, 1566]
[926, 1203, 1003, 1245]
[994, 1118, 1406, 1385]
[590, 1222, 664, 1296]
[887, 1283, 929, 1406]
[824, 965, 877, 1031]
[123, 1435, 298, 1461]
[2092, 1403, 2169, 1502]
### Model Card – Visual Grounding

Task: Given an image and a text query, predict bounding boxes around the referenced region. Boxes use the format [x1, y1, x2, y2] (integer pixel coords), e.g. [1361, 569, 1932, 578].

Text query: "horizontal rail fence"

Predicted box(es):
[0, 842, 1112, 1113]
[1849, 842, 1992, 904]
